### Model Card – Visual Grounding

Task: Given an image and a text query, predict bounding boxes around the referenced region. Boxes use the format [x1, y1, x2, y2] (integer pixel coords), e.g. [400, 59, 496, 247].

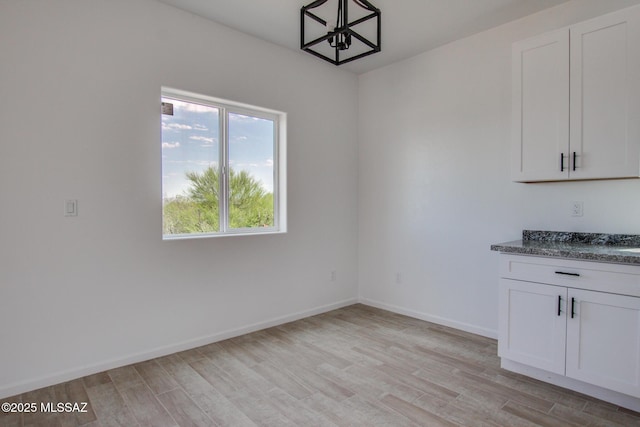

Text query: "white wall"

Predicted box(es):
[0, 0, 359, 398]
[358, 0, 640, 338]
[5, 0, 640, 400]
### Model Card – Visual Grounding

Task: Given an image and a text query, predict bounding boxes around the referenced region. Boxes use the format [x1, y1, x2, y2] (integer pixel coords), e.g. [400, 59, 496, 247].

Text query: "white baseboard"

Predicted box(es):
[0, 298, 357, 400]
[502, 359, 640, 412]
[359, 297, 498, 339]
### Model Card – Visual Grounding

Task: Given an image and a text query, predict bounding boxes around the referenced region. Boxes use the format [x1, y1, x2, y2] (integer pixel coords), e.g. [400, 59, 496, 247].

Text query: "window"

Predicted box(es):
[161, 88, 286, 239]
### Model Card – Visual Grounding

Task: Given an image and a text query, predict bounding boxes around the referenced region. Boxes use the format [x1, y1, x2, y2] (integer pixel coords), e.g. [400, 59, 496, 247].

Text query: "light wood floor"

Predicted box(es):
[2, 304, 640, 426]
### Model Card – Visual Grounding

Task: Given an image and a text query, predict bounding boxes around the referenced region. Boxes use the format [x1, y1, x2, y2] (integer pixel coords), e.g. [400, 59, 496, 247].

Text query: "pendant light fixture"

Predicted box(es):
[301, 0, 381, 65]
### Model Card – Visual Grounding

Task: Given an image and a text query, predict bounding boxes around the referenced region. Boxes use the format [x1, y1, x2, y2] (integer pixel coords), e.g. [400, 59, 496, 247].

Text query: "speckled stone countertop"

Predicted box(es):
[491, 230, 640, 265]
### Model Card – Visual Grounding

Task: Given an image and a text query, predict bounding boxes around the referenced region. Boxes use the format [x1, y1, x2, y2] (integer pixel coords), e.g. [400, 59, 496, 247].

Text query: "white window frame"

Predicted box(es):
[162, 87, 287, 240]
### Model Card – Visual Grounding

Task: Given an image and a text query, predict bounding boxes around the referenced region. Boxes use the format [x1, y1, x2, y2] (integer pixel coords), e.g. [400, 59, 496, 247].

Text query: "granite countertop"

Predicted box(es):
[491, 230, 640, 265]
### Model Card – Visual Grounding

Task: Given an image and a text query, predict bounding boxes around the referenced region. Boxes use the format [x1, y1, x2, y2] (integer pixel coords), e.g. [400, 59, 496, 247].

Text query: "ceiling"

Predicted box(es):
[156, 0, 569, 74]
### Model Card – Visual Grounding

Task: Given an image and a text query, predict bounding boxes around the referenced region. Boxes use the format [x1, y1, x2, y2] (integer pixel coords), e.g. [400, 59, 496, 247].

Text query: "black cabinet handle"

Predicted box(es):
[555, 271, 580, 277]
[573, 151, 577, 171]
[557, 295, 562, 316]
[571, 297, 576, 319]
[560, 153, 565, 172]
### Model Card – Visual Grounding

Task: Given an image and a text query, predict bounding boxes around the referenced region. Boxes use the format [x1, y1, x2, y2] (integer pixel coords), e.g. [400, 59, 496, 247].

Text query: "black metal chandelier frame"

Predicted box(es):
[301, 0, 381, 66]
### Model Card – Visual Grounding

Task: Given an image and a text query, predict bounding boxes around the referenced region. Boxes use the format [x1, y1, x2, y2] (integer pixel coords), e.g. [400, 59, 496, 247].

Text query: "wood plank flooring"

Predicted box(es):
[2, 304, 640, 426]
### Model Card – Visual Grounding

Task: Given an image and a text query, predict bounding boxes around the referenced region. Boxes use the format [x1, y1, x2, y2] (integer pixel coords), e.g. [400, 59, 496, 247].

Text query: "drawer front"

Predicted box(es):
[499, 255, 640, 297]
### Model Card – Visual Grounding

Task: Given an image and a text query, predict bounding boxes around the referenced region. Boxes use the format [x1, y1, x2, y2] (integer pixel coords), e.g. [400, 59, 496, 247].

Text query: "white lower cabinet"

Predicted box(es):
[498, 255, 640, 404]
[566, 289, 640, 398]
[499, 279, 567, 375]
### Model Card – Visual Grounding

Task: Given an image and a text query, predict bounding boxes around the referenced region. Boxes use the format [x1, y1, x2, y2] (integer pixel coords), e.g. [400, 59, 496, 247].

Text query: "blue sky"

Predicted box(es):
[161, 98, 274, 199]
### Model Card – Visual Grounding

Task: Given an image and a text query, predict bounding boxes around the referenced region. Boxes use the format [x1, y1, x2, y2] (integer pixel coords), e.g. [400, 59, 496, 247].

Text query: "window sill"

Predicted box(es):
[162, 229, 286, 241]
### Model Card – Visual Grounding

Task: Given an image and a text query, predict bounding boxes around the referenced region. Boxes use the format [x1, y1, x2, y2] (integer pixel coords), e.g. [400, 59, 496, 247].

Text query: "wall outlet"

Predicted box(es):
[395, 273, 402, 284]
[330, 270, 337, 282]
[571, 201, 584, 217]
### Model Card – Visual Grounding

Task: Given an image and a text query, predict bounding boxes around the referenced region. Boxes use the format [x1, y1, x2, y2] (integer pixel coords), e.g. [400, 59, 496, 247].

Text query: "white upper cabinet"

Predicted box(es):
[512, 30, 569, 182]
[570, 10, 640, 180]
[511, 29, 569, 181]
[512, 6, 640, 182]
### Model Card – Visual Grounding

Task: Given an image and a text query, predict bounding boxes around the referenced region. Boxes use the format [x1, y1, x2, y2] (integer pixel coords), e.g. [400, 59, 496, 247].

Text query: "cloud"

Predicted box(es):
[165, 160, 217, 167]
[242, 160, 275, 168]
[229, 113, 250, 122]
[229, 113, 266, 123]
[162, 142, 181, 149]
[162, 122, 193, 131]
[181, 103, 217, 113]
[230, 135, 248, 144]
[194, 124, 209, 131]
[233, 162, 261, 168]
[189, 135, 216, 143]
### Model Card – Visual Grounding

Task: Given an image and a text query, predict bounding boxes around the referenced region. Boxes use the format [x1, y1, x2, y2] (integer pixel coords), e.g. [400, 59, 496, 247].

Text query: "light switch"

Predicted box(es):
[65, 200, 77, 217]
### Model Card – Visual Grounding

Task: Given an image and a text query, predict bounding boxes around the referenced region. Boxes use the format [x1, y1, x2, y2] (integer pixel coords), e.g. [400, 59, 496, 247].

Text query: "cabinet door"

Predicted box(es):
[511, 29, 569, 182]
[566, 289, 640, 398]
[569, 7, 640, 180]
[499, 279, 567, 374]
